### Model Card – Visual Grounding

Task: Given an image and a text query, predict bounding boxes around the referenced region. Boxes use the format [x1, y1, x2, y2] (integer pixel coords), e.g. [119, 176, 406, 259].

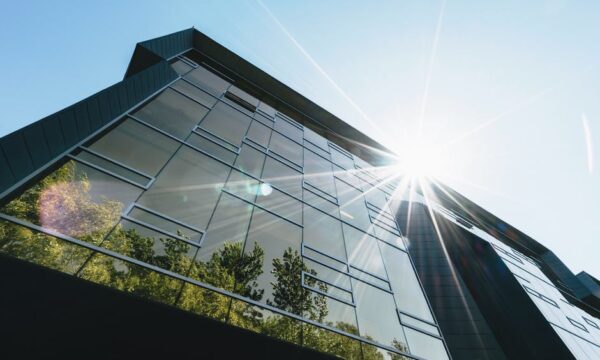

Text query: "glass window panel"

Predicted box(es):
[1, 160, 141, 245]
[303, 149, 335, 196]
[184, 66, 230, 97]
[302, 246, 347, 273]
[334, 165, 363, 191]
[261, 156, 302, 199]
[103, 220, 198, 275]
[305, 289, 357, 329]
[197, 193, 252, 264]
[224, 169, 259, 203]
[89, 118, 179, 176]
[171, 79, 218, 108]
[186, 132, 237, 165]
[127, 206, 203, 244]
[199, 102, 251, 148]
[274, 116, 303, 143]
[228, 299, 302, 346]
[304, 141, 330, 161]
[138, 147, 230, 230]
[244, 208, 302, 309]
[336, 179, 371, 231]
[74, 149, 150, 186]
[330, 146, 354, 170]
[361, 343, 411, 360]
[304, 126, 329, 152]
[246, 120, 271, 148]
[379, 242, 434, 322]
[254, 112, 274, 127]
[343, 224, 387, 279]
[133, 88, 208, 140]
[255, 186, 302, 224]
[365, 188, 390, 213]
[349, 267, 390, 290]
[404, 327, 449, 360]
[374, 225, 406, 250]
[234, 144, 266, 178]
[269, 132, 302, 167]
[78, 253, 183, 306]
[303, 322, 362, 359]
[352, 279, 408, 350]
[303, 190, 339, 219]
[303, 206, 346, 261]
[228, 86, 259, 107]
[171, 60, 193, 75]
[304, 275, 353, 303]
[257, 101, 276, 118]
[400, 314, 440, 336]
[0, 220, 92, 275]
[303, 258, 351, 291]
[177, 283, 231, 322]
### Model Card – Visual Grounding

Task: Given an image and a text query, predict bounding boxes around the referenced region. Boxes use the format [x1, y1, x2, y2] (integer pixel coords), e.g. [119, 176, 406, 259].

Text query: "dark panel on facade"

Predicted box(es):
[0, 254, 336, 360]
[0, 61, 178, 198]
[432, 214, 576, 360]
[398, 201, 508, 360]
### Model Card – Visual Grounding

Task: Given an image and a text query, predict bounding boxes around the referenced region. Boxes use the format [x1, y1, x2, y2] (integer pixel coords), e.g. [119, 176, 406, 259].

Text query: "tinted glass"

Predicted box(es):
[171, 60, 193, 75]
[234, 144, 266, 178]
[274, 115, 303, 143]
[255, 186, 302, 225]
[138, 147, 230, 229]
[336, 179, 371, 231]
[304, 149, 335, 196]
[133, 88, 208, 139]
[186, 132, 237, 165]
[89, 118, 179, 176]
[269, 132, 303, 167]
[224, 169, 260, 202]
[261, 156, 302, 199]
[343, 224, 387, 278]
[404, 327, 449, 360]
[171, 79, 218, 108]
[184, 66, 230, 96]
[199, 102, 251, 148]
[303, 206, 346, 261]
[246, 120, 271, 148]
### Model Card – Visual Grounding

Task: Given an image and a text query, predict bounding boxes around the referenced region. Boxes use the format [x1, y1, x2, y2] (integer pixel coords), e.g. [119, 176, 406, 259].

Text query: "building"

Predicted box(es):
[0, 29, 598, 359]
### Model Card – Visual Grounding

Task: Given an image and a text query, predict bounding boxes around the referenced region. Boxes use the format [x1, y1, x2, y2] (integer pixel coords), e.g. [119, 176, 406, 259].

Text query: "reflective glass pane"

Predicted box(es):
[255, 186, 302, 225]
[0, 220, 92, 274]
[78, 253, 183, 306]
[343, 224, 387, 279]
[379, 242, 434, 322]
[127, 206, 202, 244]
[171, 60, 193, 75]
[133, 88, 208, 139]
[74, 149, 151, 186]
[303, 322, 362, 359]
[303, 206, 346, 261]
[184, 66, 230, 96]
[257, 101, 276, 118]
[89, 118, 179, 176]
[224, 169, 260, 203]
[102, 219, 198, 276]
[138, 147, 230, 230]
[305, 290, 357, 331]
[303, 189, 339, 219]
[374, 225, 405, 250]
[228, 86, 259, 107]
[246, 120, 271, 148]
[244, 208, 302, 309]
[261, 156, 302, 199]
[1, 160, 141, 245]
[400, 313, 440, 336]
[352, 279, 408, 350]
[186, 132, 237, 165]
[177, 283, 231, 321]
[269, 132, 302, 167]
[274, 116, 303, 143]
[304, 126, 329, 152]
[171, 79, 218, 108]
[404, 327, 449, 360]
[199, 102, 251, 148]
[304, 149, 335, 196]
[234, 144, 266, 178]
[330, 147, 354, 170]
[336, 179, 371, 231]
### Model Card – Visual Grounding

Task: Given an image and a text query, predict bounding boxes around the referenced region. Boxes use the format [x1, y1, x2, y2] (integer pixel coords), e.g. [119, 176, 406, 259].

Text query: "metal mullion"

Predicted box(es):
[267, 149, 303, 173]
[177, 55, 199, 68]
[301, 274, 355, 307]
[398, 310, 441, 328]
[165, 48, 194, 62]
[349, 264, 390, 284]
[401, 322, 444, 341]
[275, 112, 303, 130]
[128, 203, 205, 235]
[221, 189, 303, 228]
[270, 124, 304, 147]
[167, 84, 213, 110]
[302, 182, 338, 205]
[303, 138, 330, 155]
[369, 214, 400, 235]
[302, 271, 353, 293]
[78, 146, 153, 180]
[120, 215, 200, 247]
[191, 130, 240, 154]
[302, 244, 347, 267]
[193, 127, 239, 152]
[67, 155, 150, 190]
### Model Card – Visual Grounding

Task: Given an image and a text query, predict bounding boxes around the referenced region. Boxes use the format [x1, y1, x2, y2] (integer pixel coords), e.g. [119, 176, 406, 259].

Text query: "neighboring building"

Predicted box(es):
[0, 29, 597, 360]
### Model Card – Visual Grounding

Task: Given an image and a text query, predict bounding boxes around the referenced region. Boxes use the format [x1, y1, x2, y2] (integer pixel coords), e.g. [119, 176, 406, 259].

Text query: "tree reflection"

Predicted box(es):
[0, 160, 412, 359]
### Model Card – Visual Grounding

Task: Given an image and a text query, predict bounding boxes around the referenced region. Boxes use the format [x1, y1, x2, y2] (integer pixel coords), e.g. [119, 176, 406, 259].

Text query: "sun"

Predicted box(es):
[393, 139, 447, 179]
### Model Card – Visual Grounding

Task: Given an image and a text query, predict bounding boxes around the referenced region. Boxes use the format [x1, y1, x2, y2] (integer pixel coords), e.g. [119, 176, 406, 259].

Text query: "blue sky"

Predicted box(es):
[1, 1, 599, 276]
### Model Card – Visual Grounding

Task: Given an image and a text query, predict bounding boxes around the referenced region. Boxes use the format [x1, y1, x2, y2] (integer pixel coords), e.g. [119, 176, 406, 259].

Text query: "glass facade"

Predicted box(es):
[0, 57, 449, 359]
[433, 201, 600, 359]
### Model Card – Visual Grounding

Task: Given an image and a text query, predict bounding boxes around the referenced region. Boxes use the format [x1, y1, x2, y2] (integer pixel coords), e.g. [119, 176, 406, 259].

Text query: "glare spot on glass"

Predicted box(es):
[259, 183, 273, 196]
[340, 210, 354, 219]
